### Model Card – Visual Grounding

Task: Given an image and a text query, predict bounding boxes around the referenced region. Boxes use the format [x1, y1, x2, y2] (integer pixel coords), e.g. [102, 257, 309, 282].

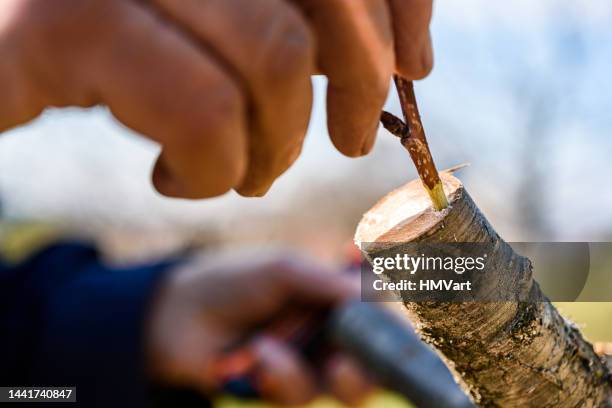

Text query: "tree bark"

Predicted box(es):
[355, 173, 612, 407]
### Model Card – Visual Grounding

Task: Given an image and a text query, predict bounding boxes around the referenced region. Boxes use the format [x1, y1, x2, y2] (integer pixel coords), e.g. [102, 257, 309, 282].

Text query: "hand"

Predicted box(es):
[0, 0, 433, 198]
[147, 250, 373, 406]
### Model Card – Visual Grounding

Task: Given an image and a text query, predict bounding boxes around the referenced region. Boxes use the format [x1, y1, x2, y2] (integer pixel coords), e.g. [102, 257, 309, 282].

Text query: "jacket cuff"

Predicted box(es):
[29, 243, 173, 407]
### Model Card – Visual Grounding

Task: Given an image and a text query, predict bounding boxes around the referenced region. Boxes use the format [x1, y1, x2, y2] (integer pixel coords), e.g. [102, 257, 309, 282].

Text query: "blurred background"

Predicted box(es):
[2, 0, 612, 406]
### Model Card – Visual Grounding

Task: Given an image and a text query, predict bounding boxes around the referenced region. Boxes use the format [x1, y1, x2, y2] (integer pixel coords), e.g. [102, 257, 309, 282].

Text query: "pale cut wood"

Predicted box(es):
[356, 173, 460, 250]
[355, 173, 612, 407]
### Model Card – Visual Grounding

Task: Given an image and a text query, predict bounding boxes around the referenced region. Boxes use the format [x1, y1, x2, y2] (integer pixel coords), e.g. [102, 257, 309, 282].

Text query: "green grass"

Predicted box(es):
[554, 302, 612, 342]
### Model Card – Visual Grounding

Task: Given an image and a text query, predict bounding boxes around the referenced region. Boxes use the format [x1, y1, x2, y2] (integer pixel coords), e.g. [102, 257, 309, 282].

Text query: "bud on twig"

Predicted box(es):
[380, 76, 448, 211]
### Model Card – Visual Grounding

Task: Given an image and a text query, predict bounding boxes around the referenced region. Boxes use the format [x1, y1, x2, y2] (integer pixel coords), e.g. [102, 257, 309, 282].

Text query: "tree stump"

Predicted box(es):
[355, 173, 612, 407]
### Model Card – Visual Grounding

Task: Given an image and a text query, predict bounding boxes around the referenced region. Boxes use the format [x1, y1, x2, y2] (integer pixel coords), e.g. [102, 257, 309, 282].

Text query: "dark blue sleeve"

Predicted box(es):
[0, 243, 181, 407]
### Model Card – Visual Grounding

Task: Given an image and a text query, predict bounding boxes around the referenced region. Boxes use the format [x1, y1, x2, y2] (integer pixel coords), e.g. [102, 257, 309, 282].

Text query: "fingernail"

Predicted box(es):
[360, 124, 378, 155]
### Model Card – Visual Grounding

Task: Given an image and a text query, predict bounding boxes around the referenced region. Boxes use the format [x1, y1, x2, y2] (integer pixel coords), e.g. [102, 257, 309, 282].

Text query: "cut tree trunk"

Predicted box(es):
[355, 173, 612, 407]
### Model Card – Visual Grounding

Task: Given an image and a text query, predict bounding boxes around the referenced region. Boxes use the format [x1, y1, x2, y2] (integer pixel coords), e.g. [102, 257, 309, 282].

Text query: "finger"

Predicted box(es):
[293, 0, 394, 157]
[150, 0, 315, 197]
[325, 353, 375, 405]
[387, 0, 434, 79]
[174, 251, 359, 326]
[221, 254, 359, 324]
[91, 0, 248, 198]
[266, 255, 361, 305]
[253, 337, 319, 406]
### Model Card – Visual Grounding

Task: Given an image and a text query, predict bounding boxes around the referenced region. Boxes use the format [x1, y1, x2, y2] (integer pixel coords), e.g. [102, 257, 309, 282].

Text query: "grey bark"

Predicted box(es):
[355, 174, 612, 407]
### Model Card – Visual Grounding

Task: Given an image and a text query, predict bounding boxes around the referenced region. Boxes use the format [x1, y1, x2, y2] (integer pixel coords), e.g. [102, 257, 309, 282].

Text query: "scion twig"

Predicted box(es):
[380, 76, 448, 211]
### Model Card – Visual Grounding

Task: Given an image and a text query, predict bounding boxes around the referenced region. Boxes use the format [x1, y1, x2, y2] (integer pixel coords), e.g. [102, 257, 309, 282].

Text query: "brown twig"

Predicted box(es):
[380, 76, 448, 211]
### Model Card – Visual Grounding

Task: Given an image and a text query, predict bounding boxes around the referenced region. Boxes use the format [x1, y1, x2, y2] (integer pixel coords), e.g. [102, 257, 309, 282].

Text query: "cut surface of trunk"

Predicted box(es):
[355, 173, 612, 407]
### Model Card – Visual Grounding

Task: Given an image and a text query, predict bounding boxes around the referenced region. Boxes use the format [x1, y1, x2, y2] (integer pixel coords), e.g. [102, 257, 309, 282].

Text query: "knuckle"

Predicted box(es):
[261, 12, 315, 84]
[11, 0, 120, 104]
[199, 81, 244, 135]
[27, 0, 115, 37]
